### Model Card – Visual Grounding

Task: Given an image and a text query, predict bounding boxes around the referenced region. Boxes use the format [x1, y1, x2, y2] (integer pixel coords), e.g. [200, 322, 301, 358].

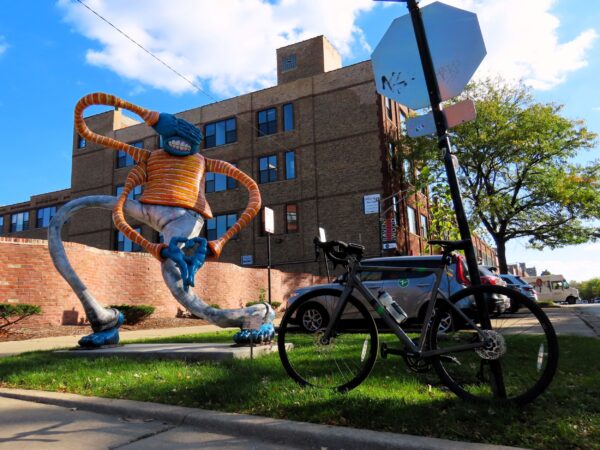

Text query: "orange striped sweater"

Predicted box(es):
[75, 93, 262, 260]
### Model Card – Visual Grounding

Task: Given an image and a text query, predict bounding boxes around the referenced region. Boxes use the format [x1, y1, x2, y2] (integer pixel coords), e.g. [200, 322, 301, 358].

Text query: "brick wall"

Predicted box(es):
[0, 237, 326, 329]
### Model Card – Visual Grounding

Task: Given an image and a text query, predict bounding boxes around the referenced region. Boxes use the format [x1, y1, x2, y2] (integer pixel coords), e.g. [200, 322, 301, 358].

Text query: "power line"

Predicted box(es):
[73, 0, 291, 154]
[74, 0, 216, 101]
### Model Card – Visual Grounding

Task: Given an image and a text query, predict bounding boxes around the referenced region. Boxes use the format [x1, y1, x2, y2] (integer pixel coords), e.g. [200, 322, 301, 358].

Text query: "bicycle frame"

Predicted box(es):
[321, 258, 487, 358]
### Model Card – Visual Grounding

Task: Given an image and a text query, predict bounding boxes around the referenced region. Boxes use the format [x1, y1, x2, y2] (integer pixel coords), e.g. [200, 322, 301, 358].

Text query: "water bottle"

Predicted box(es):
[378, 290, 407, 324]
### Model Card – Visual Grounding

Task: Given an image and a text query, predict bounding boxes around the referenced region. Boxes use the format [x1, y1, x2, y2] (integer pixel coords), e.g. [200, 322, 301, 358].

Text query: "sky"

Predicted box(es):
[0, 0, 598, 282]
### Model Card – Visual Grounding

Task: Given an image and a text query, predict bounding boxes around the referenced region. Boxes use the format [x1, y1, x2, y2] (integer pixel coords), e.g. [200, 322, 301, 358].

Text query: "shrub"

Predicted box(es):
[0, 304, 42, 331]
[110, 304, 155, 325]
[245, 301, 281, 309]
[209, 303, 221, 309]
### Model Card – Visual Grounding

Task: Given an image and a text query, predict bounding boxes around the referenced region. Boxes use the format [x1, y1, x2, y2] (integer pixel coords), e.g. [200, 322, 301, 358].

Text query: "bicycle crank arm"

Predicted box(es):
[380, 342, 410, 359]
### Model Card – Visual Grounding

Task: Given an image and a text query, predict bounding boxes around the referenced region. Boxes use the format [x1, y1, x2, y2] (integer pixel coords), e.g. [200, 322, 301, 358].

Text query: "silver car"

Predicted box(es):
[286, 255, 507, 333]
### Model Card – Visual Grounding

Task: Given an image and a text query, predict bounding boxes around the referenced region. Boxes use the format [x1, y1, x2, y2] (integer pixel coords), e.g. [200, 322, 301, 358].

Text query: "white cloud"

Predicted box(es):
[58, 0, 597, 96]
[58, 0, 374, 97]
[419, 0, 597, 90]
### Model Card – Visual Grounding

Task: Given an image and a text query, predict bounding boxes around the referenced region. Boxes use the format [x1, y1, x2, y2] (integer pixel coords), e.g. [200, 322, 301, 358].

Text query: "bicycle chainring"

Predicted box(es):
[403, 354, 432, 373]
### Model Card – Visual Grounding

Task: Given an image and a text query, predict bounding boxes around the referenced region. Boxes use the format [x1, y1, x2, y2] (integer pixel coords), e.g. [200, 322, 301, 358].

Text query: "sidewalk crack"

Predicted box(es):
[108, 424, 177, 449]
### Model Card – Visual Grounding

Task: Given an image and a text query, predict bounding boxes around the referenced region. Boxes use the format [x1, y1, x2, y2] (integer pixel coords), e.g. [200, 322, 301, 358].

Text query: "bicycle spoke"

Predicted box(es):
[278, 291, 378, 391]
[430, 285, 558, 405]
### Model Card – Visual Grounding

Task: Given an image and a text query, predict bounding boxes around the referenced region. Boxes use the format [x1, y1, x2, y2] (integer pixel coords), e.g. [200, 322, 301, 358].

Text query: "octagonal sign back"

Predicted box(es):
[372, 1, 486, 110]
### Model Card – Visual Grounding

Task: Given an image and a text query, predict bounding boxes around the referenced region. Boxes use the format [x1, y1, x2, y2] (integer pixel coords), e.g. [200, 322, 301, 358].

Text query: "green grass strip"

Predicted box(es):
[0, 334, 598, 449]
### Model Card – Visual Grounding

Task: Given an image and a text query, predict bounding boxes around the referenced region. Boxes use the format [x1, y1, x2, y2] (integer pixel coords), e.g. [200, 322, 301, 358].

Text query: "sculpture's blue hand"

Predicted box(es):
[161, 237, 210, 291]
[161, 237, 190, 291]
[185, 237, 208, 288]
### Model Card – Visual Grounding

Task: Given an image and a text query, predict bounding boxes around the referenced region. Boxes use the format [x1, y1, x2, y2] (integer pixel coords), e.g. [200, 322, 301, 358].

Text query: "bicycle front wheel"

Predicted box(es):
[429, 285, 558, 405]
[278, 289, 378, 392]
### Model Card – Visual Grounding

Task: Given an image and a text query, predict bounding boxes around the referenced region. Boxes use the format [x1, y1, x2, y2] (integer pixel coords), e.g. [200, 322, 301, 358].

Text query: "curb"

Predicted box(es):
[0, 388, 523, 450]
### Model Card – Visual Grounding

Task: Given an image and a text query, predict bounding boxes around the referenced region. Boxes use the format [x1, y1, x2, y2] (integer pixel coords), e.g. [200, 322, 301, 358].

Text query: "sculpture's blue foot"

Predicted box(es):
[78, 313, 125, 348]
[233, 323, 275, 345]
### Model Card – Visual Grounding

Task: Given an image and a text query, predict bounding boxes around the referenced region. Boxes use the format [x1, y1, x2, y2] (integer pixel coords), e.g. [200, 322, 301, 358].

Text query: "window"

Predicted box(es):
[206, 214, 237, 241]
[0, 216, 3, 235]
[36, 206, 57, 228]
[403, 159, 413, 183]
[204, 118, 237, 149]
[257, 108, 277, 136]
[282, 53, 297, 72]
[285, 204, 298, 233]
[116, 185, 143, 200]
[388, 143, 397, 170]
[10, 212, 29, 232]
[205, 163, 238, 193]
[283, 103, 294, 131]
[285, 151, 296, 180]
[78, 136, 86, 149]
[259, 155, 278, 183]
[116, 227, 142, 252]
[117, 142, 141, 168]
[420, 214, 428, 239]
[407, 206, 417, 235]
[385, 97, 393, 120]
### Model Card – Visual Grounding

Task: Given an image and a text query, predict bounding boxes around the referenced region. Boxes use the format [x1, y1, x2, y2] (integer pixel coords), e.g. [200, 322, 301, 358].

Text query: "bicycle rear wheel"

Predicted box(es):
[429, 285, 558, 405]
[278, 289, 378, 392]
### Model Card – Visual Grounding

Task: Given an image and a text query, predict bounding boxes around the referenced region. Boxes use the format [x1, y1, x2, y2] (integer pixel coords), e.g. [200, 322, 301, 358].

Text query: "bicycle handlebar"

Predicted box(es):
[313, 238, 365, 266]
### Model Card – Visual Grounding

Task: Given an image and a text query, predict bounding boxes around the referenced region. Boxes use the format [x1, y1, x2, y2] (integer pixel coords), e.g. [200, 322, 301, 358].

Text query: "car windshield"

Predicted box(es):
[501, 275, 527, 285]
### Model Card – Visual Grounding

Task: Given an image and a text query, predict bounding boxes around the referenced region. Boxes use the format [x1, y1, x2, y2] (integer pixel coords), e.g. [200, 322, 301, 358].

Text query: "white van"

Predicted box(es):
[522, 275, 580, 304]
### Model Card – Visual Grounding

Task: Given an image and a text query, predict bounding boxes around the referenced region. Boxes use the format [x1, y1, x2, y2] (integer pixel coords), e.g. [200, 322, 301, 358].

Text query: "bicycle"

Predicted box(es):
[278, 238, 558, 405]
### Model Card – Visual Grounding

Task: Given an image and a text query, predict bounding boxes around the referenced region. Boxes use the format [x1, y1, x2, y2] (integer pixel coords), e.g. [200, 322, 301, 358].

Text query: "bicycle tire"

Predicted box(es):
[278, 288, 378, 392]
[429, 284, 558, 405]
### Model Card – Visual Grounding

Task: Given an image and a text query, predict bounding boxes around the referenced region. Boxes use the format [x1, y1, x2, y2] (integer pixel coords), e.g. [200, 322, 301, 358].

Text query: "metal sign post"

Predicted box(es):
[403, 0, 483, 289]
[372, 0, 486, 288]
[263, 207, 275, 305]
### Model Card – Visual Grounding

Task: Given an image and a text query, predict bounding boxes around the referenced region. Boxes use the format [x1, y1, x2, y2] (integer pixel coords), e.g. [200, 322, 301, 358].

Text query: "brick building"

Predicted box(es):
[0, 36, 497, 274]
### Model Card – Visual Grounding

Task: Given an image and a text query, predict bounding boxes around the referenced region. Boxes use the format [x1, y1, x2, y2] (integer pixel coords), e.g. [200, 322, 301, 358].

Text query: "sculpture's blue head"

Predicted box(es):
[152, 113, 203, 156]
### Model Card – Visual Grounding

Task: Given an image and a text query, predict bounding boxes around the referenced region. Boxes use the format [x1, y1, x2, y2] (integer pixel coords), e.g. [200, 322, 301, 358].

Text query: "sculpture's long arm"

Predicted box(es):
[204, 159, 262, 258]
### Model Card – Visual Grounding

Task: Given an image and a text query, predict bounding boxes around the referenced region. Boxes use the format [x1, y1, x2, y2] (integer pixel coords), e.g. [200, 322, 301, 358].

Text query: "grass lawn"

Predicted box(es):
[0, 332, 599, 450]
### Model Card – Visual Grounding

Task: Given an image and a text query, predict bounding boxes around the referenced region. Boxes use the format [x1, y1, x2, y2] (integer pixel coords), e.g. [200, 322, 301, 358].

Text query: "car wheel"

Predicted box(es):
[508, 298, 521, 313]
[436, 310, 454, 333]
[566, 296, 577, 305]
[298, 303, 329, 332]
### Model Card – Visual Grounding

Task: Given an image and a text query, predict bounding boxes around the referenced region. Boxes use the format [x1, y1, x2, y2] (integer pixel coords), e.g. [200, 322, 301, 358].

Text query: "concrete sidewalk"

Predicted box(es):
[0, 324, 233, 358]
[0, 389, 523, 450]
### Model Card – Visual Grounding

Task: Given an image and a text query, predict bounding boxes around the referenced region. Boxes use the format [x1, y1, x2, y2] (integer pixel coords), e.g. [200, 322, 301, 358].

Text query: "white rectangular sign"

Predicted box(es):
[318, 227, 327, 243]
[363, 194, 380, 215]
[264, 207, 275, 234]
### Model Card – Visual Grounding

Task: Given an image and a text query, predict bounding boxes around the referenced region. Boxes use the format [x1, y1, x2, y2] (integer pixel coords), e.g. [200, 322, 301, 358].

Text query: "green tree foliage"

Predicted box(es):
[397, 77, 599, 272]
[571, 278, 600, 300]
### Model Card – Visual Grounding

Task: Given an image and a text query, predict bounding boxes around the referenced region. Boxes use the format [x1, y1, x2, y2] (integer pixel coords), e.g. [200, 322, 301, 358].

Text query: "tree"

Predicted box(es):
[398, 77, 599, 272]
[571, 278, 600, 300]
